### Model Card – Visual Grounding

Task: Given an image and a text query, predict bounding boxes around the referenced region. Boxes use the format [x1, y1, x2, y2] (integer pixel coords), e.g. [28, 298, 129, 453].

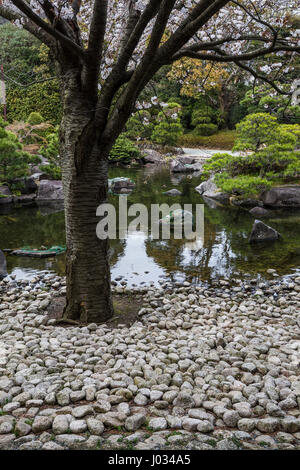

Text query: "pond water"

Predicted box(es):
[1, 165, 300, 285]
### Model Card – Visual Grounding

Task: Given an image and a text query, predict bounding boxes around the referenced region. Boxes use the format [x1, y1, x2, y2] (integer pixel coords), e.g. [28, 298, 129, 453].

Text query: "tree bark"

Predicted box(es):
[59, 70, 114, 323]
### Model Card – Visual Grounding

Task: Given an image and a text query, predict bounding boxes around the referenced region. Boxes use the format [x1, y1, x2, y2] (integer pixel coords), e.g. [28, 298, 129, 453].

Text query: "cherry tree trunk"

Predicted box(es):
[59, 84, 114, 323]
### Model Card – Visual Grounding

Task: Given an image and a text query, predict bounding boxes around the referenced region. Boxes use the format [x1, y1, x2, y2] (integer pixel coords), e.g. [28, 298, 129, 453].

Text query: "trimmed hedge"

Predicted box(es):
[178, 130, 236, 149]
[6, 80, 62, 125]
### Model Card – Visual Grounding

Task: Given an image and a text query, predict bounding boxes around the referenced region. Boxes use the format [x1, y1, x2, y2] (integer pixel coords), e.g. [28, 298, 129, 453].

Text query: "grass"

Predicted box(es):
[231, 436, 243, 449]
[205, 438, 217, 448]
[25, 419, 33, 425]
[125, 442, 135, 450]
[167, 431, 182, 437]
[258, 441, 271, 448]
[96, 440, 102, 450]
[177, 130, 236, 150]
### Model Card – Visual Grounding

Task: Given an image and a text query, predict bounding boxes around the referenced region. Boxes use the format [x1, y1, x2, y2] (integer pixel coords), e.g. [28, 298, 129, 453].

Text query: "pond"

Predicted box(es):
[1, 165, 300, 285]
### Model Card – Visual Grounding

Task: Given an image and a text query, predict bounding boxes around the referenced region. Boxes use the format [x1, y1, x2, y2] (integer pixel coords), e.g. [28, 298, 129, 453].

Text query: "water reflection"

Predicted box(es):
[111, 231, 166, 286]
[0, 165, 300, 284]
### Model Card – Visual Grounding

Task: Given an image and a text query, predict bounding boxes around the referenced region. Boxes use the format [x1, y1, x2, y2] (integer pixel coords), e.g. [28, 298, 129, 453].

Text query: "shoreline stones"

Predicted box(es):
[0, 272, 300, 450]
[195, 177, 230, 204]
[261, 185, 300, 208]
[0, 186, 13, 205]
[0, 250, 7, 279]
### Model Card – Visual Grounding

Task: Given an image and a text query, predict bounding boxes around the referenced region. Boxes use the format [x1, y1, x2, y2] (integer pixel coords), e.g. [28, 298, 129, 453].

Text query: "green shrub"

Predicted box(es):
[191, 106, 214, 126]
[284, 160, 300, 177]
[6, 79, 62, 125]
[27, 112, 44, 125]
[233, 113, 279, 152]
[177, 130, 236, 149]
[214, 174, 273, 196]
[7, 121, 54, 146]
[191, 104, 219, 135]
[40, 163, 61, 180]
[195, 123, 218, 136]
[109, 135, 142, 163]
[0, 118, 40, 184]
[151, 120, 183, 146]
[280, 124, 300, 146]
[39, 127, 61, 179]
[201, 113, 300, 197]
[125, 111, 154, 141]
[0, 23, 41, 85]
[240, 85, 300, 125]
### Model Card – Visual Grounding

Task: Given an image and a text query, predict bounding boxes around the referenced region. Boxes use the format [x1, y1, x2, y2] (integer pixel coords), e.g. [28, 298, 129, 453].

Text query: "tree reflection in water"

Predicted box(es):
[1, 166, 300, 282]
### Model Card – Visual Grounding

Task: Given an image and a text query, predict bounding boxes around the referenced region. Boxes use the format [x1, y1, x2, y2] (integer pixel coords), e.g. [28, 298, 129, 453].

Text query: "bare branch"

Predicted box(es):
[82, 0, 108, 96]
[157, 0, 230, 61]
[10, 0, 85, 58]
[116, 0, 161, 70]
[0, 3, 54, 46]
[172, 45, 300, 63]
[232, 0, 277, 48]
[183, 35, 287, 53]
[234, 61, 291, 95]
[87, 0, 108, 58]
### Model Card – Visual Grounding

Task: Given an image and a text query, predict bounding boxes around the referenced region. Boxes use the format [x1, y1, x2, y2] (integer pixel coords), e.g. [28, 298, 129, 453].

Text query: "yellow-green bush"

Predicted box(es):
[5, 80, 62, 125]
[178, 130, 236, 149]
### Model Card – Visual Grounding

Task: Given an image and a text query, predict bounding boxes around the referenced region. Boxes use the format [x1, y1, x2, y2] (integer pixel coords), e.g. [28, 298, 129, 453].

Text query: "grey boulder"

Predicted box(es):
[142, 149, 165, 164]
[261, 185, 300, 208]
[163, 189, 182, 196]
[0, 250, 7, 279]
[249, 220, 281, 243]
[196, 177, 229, 203]
[13, 176, 38, 194]
[249, 206, 270, 218]
[37, 180, 64, 202]
[0, 186, 13, 205]
[170, 159, 202, 173]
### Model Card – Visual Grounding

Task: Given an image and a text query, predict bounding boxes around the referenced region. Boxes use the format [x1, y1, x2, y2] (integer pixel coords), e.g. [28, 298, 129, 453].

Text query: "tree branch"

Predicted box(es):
[10, 0, 85, 58]
[0, 3, 54, 47]
[111, 0, 162, 76]
[183, 35, 288, 53]
[87, 0, 108, 58]
[100, 0, 230, 146]
[82, 0, 108, 96]
[233, 61, 292, 95]
[172, 45, 300, 63]
[157, 0, 230, 61]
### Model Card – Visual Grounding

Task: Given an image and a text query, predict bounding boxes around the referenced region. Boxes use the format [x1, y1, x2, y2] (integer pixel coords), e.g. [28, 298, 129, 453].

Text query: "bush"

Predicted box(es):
[27, 112, 44, 125]
[214, 174, 273, 196]
[109, 135, 142, 163]
[151, 120, 183, 146]
[191, 105, 214, 126]
[195, 123, 218, 136]
[0, 24, 41, 85]
[151, 102, 183, 146]
[0, 117, 40, 184]
[7, 121, 54, 146]
[177, 130, 236, 149]
[39, 127, 61, 179]
[6, 79, 62, 125]
[281, 124, 300, 147]
[240, 85, 300, 125]
[191, 104, 219, 135]
[125, 110, 154, 141]
[40, 163, 61, 180]
[201, 114, 300, 197]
